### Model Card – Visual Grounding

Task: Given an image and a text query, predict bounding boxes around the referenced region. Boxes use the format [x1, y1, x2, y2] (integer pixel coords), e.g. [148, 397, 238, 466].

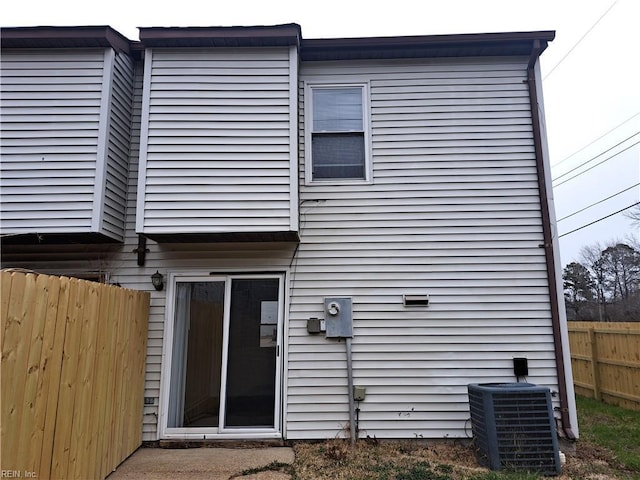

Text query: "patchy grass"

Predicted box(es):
[232, 460, 294, 478]
[292, 439, 547, 480]
[288, 398, 640, 479]
[574, 395, 640, 472]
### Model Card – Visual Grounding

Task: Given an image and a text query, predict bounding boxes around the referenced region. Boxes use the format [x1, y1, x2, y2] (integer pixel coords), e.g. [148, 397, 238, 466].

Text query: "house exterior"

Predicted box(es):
[0, 24, 578, 442]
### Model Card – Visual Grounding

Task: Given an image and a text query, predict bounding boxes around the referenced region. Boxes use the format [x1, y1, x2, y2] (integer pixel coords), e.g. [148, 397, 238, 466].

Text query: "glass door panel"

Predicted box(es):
[164, 274, 282, 435]
[167, 281, 224, 428]
[224, 278, 279, 428]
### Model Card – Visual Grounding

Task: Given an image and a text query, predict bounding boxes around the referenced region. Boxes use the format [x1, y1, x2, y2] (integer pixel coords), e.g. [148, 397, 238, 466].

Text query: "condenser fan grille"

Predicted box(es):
[468, 383, 561, 475]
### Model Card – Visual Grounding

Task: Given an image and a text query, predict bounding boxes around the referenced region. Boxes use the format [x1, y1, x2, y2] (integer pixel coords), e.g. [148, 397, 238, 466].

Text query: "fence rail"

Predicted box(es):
[1, 272, 150, 480]
[568, 321, 640, 411]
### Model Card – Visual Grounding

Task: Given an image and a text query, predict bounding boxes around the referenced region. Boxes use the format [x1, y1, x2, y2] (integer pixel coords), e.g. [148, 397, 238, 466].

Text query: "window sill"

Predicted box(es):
[305, 178, 373, 186]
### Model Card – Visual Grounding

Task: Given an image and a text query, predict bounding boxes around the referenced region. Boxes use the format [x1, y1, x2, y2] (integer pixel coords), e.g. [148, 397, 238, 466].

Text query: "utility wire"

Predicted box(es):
[553, 140, 640, 187]
[551, 111, 640, 168]
[557, 182, 640, 222]
[553, 130, 640, 181]
[544, 0, 618, 81]
[559, 201, 640, 238]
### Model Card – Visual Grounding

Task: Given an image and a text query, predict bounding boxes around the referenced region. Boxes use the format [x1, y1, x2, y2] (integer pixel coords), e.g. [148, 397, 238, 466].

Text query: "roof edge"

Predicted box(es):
[0, 26, 554, 60]
[138, 23, 302, 48]
[0, 26, 132, 54]
[301, 30, 555, 61]
[303, 30, 556, 46]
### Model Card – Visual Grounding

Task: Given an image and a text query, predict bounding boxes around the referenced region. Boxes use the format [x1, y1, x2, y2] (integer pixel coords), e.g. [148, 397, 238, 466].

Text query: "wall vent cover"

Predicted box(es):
[468, 383, 560, 475]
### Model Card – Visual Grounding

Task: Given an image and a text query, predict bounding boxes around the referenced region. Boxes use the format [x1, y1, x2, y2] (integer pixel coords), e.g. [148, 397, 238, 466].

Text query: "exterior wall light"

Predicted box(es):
[151, 270, 164, 291]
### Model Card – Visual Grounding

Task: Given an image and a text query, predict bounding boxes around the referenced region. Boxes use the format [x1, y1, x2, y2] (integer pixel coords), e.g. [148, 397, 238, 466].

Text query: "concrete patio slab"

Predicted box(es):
[107, 447, 294, 480]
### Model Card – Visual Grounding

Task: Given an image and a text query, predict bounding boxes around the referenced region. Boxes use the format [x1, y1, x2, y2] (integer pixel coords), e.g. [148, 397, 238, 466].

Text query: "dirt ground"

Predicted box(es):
[290, 437, 638, 479]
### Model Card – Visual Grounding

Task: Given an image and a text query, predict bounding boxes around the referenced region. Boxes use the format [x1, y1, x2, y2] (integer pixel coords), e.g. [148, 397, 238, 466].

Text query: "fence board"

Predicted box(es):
[39, 276, 70, 479]
[3, 272, 34, 466]
[568, 322, 640, 411]
[17, 274, 50, 468]
[51, 277, 85, 480]
[1, 272, 149, 480]
[0, 271, 13, 339]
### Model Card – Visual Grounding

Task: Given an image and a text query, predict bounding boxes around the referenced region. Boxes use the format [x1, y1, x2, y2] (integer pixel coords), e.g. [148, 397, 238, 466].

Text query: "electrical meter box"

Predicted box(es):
[324, 297, 352, 338]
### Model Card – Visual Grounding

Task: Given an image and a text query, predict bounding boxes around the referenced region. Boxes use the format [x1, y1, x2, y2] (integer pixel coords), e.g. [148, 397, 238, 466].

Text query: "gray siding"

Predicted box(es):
[286, 57, 559, 439]
[137, 47, 297, 235]
[0, 48, 132, 241]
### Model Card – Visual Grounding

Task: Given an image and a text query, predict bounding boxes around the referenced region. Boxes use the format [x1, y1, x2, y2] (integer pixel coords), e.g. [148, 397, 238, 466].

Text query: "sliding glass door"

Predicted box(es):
[163, 274, 283, 437]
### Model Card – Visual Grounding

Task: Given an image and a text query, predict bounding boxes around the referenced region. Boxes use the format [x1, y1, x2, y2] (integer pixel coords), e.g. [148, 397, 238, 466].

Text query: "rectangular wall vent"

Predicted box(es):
[403, 294, 429, 306]
[468, 383, 560, 475]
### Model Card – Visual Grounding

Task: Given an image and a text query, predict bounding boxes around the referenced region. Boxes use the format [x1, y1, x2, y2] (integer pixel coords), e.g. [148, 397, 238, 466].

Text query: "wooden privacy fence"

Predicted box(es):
[1, 271, 150, 480]
[568, 321, 640, 411]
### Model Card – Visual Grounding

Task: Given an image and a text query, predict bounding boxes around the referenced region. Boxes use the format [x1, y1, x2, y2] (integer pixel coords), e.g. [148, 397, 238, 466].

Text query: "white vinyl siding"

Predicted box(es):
[1, 51, 564, 442]
[0, 49, 132, 241]
[287, 57, 558, 439]
[136, 47, 297, 235]
[101, 52, 135, 239]
[0, 59, 296, 440]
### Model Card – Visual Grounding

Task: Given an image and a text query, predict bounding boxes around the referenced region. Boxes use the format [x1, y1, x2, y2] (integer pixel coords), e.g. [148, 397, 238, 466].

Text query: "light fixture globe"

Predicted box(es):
[151, 270, 164, 291]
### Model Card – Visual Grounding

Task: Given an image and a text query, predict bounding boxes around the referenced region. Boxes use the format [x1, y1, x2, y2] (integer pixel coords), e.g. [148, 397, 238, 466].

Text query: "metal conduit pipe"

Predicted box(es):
[527, 39, 576, 440]
[345, 337, 356, 444]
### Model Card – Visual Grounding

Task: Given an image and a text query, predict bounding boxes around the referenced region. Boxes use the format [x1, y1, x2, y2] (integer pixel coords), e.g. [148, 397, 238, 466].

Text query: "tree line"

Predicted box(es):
[562, 236, 640, 322]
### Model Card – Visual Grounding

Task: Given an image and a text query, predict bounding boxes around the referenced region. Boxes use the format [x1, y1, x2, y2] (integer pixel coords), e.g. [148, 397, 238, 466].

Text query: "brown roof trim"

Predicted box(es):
[138, 23, 302, 48]
[0, 26, 131, 54]
[0, 26, 554, 60]
[301, 30, 555, 61]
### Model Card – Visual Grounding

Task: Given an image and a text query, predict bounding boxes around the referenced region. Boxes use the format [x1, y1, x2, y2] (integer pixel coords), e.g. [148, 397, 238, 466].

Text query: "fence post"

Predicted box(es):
[588, 327, 601, 401]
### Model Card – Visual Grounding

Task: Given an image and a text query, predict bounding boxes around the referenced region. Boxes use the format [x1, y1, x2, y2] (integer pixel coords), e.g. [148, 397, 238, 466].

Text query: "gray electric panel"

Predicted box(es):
[324, 297, 353, 338]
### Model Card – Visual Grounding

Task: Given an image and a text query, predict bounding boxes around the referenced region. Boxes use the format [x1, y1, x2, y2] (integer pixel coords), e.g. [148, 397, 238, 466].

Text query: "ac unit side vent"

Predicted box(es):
[468, 383, 561, 475]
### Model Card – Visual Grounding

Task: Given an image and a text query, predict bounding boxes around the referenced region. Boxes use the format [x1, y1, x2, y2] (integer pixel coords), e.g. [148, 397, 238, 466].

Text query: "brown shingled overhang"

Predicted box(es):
[138, 23, 302, 48]
[301, 30, 555, 61]
[0, 25, 131, 54]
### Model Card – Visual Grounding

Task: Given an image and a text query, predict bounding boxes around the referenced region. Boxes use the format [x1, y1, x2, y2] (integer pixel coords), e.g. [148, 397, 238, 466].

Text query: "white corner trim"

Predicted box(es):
[289, 45, 300, 232]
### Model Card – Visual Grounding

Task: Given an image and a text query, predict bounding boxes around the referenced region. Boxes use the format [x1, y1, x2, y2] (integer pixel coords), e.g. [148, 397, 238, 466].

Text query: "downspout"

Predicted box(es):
[526, 40, 576, 440]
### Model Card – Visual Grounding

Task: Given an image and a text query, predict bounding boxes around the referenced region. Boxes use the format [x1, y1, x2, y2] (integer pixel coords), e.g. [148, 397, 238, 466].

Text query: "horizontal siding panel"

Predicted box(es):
[150, 96, 288, 105]
[139, 47, 294, 234]
[147, 113, 287, 122]
[0, 114, 101, 124]
[146, 144, 289, 153]
[142, 202, 290, 212]
[144, 185, 290, 194]
[149, 129, 290, 138]
[150, 82, 287, 91]
[291, 350, 555, 362]
[148, 121, 290, 130]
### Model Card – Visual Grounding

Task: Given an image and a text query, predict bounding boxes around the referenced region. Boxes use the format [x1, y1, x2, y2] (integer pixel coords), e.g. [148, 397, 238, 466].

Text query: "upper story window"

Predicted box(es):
[306, 84, 371, 183]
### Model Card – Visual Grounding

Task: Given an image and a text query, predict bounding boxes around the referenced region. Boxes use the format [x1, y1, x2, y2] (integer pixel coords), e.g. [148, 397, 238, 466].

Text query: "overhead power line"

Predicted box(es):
[544, 0, 618, 81]
[557, 182, 640, 222]
[552, 130, 640, 182]
[558, 201, 640, 238]
[551, 110, 640, 169]
[553, 139, 640, 187]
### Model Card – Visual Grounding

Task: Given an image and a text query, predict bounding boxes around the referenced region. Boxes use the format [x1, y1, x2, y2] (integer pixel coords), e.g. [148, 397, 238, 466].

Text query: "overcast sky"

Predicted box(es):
[3, 0, 639, 266]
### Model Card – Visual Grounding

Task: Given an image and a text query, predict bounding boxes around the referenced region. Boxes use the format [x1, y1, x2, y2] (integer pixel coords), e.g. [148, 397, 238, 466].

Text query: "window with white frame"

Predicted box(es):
[307, 85, 369, 182]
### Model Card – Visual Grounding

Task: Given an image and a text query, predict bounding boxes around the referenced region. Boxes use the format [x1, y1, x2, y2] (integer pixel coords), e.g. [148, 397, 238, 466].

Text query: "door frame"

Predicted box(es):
[158, 269, 287, 440]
